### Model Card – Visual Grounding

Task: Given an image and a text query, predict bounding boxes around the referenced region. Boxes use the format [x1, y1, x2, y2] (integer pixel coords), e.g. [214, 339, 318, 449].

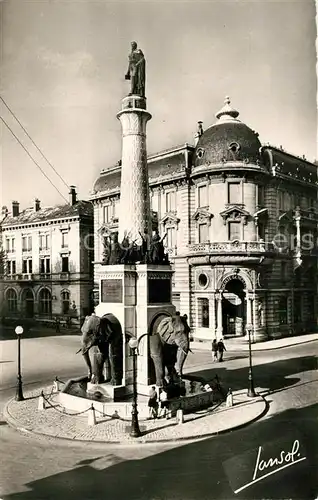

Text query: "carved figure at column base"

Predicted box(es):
[79, 313, 123, 386]
[149, 313, 190, 388]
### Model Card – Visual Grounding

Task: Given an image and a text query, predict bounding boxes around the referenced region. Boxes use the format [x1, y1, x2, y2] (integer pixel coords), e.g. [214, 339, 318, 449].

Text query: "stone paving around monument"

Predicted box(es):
[4, 385, 267, 444]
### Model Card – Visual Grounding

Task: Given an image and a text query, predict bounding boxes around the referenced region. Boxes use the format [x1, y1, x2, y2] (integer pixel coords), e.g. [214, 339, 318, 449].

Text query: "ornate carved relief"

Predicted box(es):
[160, 212, 180, 229]
[220, 205, 250, 225]
[216, 268, 253, 290]
[192, 208, 214, 227]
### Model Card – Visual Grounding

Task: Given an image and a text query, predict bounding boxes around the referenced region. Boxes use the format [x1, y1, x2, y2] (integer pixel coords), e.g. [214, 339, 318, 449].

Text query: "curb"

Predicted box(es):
[191, 337, 318, 353]
[3, 394, 269, 446]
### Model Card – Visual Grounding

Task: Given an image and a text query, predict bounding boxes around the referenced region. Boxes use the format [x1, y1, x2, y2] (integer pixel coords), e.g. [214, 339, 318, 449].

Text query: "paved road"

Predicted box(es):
[0, 336, 317, 499]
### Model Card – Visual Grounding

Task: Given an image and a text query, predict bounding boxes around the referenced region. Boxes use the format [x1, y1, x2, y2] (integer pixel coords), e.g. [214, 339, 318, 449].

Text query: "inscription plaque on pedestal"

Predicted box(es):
[148, 278, 171, 304]
[101, 279, 123, 303]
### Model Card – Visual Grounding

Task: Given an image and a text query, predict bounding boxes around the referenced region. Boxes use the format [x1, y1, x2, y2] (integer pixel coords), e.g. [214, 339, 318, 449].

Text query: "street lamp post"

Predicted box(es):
[247, 326, 256, 398]
[128, 337, 141, 437]
[15, 326, 24, 401]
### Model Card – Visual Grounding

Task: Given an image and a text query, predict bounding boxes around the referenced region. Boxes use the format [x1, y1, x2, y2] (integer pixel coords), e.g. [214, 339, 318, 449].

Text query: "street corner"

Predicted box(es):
[2, 386, 269, 445]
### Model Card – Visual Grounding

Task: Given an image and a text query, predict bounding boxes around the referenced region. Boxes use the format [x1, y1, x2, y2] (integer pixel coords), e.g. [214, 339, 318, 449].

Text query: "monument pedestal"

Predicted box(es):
[86, 382, 126, 402]
[95, 262, 175, 396]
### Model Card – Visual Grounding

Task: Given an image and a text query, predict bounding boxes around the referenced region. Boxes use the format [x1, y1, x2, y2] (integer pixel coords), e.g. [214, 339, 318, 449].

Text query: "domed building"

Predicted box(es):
[91, 98, 318, 342]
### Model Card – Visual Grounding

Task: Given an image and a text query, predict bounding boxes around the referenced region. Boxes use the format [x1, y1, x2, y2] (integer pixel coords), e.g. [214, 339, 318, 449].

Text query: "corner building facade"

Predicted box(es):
[91, 98, 318, 342]
[0, 190, 94, 326]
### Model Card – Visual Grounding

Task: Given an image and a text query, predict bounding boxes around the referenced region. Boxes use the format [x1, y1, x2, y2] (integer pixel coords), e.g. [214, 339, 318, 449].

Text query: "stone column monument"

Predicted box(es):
[117, 46, 151, 244]
[94, 42, 176, 395]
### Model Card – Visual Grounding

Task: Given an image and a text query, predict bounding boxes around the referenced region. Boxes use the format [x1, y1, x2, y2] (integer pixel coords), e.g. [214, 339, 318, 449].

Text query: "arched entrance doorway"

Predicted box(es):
[222, 279, 245, 336]
[23, 288, 34, 318]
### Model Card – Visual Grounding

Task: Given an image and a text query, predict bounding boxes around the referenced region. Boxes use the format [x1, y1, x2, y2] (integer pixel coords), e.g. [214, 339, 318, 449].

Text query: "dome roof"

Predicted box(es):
[194, 97, 262, 167]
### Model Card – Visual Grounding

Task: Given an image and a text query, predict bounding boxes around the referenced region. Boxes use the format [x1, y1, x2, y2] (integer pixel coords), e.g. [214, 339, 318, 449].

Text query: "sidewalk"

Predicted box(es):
[190, 332, 318, 352]
[3, 386, 267, 444]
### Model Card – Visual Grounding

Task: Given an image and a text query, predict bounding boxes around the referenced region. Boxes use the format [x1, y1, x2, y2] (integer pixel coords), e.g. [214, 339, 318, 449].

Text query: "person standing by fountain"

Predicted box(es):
[212, 339, 218, 362]
[148, 386, 158, 419]
[217, 338, 226, 362]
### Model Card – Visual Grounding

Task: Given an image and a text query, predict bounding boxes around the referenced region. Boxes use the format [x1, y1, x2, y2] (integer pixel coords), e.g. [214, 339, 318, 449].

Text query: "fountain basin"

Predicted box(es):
[56, 376, 217, 420]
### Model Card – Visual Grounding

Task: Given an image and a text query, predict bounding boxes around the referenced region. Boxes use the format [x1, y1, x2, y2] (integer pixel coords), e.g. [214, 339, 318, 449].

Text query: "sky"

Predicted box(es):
[0, 0, 317, 210]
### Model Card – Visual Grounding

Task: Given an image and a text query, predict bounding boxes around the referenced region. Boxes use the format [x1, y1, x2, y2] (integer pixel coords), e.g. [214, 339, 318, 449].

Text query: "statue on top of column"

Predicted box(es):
[125, 41, 146, 97]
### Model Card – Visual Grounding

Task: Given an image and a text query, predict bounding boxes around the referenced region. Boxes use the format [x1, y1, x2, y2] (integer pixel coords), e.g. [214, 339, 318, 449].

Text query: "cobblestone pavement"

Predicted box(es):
[4, 386, 267, 444]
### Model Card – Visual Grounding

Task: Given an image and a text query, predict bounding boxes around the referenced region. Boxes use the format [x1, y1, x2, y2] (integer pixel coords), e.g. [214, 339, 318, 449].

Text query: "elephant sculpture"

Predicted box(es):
[149, 313, 190, 388]
[80, 313, 123, 386]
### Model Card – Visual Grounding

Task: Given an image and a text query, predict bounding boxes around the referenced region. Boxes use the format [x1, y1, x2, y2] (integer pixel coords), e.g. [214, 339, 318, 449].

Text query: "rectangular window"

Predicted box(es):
[40, 258, 45, 274]
[6, 261, 11, 274]
[257, 185, 265, 207]
[151, 193, 158, 212]
[22, 260, 28, 273]
[45, 258, 50, 273]
[198, 223, 208, 243]
[198, 185, 208, 207]
[258, 222, 266, 240]
[284, 192, 291, 210]
[39, 234, 50, 250]
[113, 202, 119, 219]
[278, 296, 288, 325]
[61, 232, 68, 248]
[228, 182, 241, 204]
[166, 227, 176, 248]
[40, 258, 50, 274]
[301, 197, 308, 210]
[28, 260, 32, 274]
[103, 205, 112, 223]
[6, 238, 15, 252]
[166, 191, 176, 212]
[22, 235, 32, 251]
[198, 298, 209, 328]
[228, 221, 241, 241]
[62, 256, 69, 272]
[12, 260, 16, 274]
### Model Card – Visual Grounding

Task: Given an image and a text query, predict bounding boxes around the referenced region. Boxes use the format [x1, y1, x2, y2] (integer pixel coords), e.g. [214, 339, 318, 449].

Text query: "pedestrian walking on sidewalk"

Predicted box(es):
[148, 386, 158, 419]
[55, 316, 60, 333]
[217, 338, 226, 362]
[158, 389, 168, 418]
[212, 339, 218, 362]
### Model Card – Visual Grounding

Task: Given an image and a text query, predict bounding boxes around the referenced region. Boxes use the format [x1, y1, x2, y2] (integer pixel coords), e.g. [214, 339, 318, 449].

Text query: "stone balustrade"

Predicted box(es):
[188, 241, 276, 254]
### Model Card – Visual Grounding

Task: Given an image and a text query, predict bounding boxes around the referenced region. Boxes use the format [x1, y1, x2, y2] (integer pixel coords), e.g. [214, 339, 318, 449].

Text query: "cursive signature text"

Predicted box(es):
[234, 439, 307, 495]
[253, 439, 304, 481]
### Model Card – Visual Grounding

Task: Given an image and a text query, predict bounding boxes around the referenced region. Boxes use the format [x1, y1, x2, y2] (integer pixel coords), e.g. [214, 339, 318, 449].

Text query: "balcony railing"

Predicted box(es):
[2, 272, 90, 282]
[188, 241, 276, 254]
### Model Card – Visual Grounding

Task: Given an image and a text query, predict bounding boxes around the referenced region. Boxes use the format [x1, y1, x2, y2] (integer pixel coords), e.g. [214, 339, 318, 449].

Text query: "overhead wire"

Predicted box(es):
[0, 115, 69, 203]
[0, 95, 70, 191]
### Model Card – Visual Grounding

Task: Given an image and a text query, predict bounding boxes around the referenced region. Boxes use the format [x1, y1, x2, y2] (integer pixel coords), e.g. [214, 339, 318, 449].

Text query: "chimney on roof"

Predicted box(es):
[34, 198, 41, 212]
[2, 206, 8, 218]
[194, 121, 204, 147]
[12, 201, 19, 217]
[69, 186, 77, 206]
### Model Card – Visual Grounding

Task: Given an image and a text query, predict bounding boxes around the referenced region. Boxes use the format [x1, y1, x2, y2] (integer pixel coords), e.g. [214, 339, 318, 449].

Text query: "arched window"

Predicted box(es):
[23, 288, 34, 318]
[39, 288, 52, 315]
[6, 289, 17, 312]
[61, 290, 70, 314]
